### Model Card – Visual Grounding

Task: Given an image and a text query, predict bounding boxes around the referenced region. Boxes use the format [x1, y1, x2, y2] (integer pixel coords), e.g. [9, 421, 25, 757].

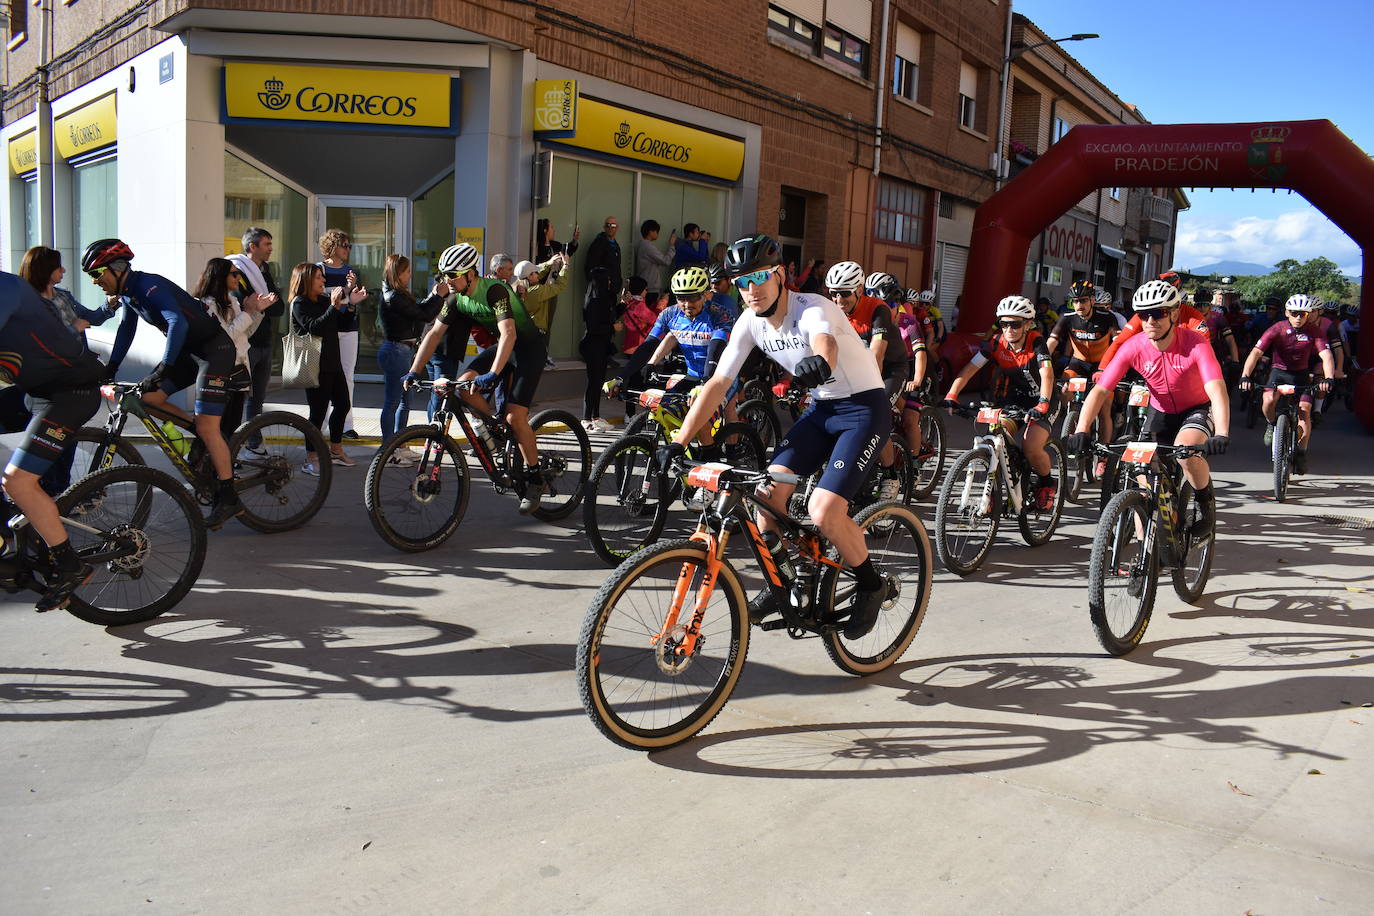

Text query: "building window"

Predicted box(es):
[72, 157, 118, 311]
[1122, 259, 1138, 282]
[1052, 116, 1071, 144]
[938, 195, 955, 219]
[1109, 187, 1121, 200]
[7, 0, 26, 42]
[958, 62, 978, 130]
[875, 177, 926, 247]
[893, 22, 920, 101]
[1039, 265, 1063, 286]
[823, 24, 868, 76]
[768, 5, 819, 52]
[1024, 260, 1038, 283]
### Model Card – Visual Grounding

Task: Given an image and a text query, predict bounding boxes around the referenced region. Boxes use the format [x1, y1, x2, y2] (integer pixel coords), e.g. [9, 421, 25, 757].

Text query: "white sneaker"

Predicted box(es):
[300, 461, 320, 477]
[237, 446, 262, 462]
[591, 418, 616, 433]
[387, 452, 415, 467]
[878, 477, 902, 501]
[582, 420, 601, 434]
[545, 357, 557, 370]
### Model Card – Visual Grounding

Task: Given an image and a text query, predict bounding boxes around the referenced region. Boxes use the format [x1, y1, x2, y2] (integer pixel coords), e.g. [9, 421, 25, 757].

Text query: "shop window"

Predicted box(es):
[1039, 265, 1063, 286]
[411, 172, 454, 297]
[22, 176, 39, 251]
[1024, 260, 1038, 283]
[875, 177, 926, 247]
[72, 157, 117, 311]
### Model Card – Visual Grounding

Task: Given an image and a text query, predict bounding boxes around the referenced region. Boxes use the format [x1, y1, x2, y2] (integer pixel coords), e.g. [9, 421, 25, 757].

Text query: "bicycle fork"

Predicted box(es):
[652, 528, 731, 661]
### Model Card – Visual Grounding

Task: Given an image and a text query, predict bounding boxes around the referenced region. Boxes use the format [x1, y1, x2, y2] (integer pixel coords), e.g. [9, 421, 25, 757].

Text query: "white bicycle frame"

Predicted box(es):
[958, 425, 1024, 517]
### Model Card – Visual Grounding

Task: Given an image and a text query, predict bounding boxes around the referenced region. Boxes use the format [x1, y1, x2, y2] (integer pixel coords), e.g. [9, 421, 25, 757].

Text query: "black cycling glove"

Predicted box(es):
[656, 441, 686, 472]
[139, 360, 169, 393]
[1064, 431, 1092, 457]
[792, 355, 833, 389]
[1205, 434, 1229, 456]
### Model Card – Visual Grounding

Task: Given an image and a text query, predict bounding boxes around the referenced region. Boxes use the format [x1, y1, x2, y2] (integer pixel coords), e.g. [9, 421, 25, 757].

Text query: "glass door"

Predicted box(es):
[317, 196, 409, 369]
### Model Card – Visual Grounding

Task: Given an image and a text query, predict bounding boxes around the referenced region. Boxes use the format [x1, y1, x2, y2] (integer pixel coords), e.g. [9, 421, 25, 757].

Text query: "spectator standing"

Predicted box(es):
[289, 262, 355, 474]
[706, 263, 740, 322]
[195, 258, 265, 441]
[584, 216, 624, 300]
[490, 253, 515, 285]
[580, 266, 624, 432]
[515, 254, 571, 337]
[379, 254, 449, 450]
[318, 230, 368, 439]
[536, 217, 580, 263]
[672, 223, 711, 270]
[227, 227, 284, 450]
[634, 220, 676, 298]
[620, 277, 659, 358]
[709, 242, 728, 269]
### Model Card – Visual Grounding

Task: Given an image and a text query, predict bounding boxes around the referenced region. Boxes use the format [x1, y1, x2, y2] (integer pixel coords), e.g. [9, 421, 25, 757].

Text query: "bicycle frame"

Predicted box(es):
[1103, 441, 1199, 569]
[963, 406, 1030, 516]
[426, 383, 516, 489]
[95, 383, 204, 482]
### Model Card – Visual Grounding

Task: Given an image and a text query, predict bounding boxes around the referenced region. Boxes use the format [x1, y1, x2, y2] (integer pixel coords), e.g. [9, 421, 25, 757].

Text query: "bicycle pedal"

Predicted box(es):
[758, 618, 789, 631]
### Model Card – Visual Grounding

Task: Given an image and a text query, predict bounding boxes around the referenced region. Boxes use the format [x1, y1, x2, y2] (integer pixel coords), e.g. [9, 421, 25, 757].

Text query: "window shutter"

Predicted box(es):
[895, 23, 920, 62]
[959, 62, 977, 99]
[774, 0, 824, 26]
[828, 0, 872, 40]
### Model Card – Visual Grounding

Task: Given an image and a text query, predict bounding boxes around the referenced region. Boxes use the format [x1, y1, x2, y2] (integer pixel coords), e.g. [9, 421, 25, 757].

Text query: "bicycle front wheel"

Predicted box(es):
[71, 427, 144, 477]
[910, 406, 946, 500]
[1088, 489, 1158, 655]
[228, 411, 332, 533]
[934, 447, 1000, 576]
[576, 539, 749, 750]
[528, 408, 592, 521]
[583, 435, 670, 566]
[364, 425, 471, 552]
[1171, 483, 1215, 603]
[1272, 412, 1293, 503]
[57, 465, 207, 626]
[821, 502, 933, 675]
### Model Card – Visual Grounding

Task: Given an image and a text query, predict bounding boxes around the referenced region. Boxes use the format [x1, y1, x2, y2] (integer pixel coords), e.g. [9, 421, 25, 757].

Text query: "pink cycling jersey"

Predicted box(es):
[1098, 325, 1222, 414]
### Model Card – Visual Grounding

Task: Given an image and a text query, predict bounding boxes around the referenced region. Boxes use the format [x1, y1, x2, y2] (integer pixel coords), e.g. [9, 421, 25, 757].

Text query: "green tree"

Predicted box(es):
[1233, 257, 1352, 304]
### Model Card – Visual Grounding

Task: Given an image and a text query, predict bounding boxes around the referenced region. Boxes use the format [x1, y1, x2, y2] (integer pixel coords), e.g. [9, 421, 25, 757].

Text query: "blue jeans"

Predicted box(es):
[377, 340, 416, 442]
[426, 352, 461, 420]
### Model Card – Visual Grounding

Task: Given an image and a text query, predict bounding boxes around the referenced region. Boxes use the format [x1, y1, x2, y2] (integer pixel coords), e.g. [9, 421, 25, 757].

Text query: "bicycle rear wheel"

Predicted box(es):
[713, 421, 767, 471]
[934, 447, 1000, 576]
[909, 406, 946, 500]
[364, 426, 471, 552]
[228, 411, 332, 533]
[56, 465, 207, 625]
[575, 539, 749, 750]
[735, 398, 782, 453]
[821, 502, 933, 675]
[1272, 412, 1293, 503]
[583, 435, 670, 566]
[1171, 483, 1215, 603]
[1018, 437, 1067, 546]
[528, 408, 592, 521]
[71, 427, 144, 477]
[1088, 489, 1157, 655]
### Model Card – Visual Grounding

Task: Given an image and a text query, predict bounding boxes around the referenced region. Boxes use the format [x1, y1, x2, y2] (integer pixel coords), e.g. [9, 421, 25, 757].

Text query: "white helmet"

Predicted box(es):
[1132, 279, 1181, 311]
[995, 295, 1035, 320]
[825, 261, 865, 292]
[864, 271, 890, 291]
[1095, 289, 1114, 306]
[437, 243, 480, 274]
[1284, 293, 1317, 312]
[919, 289, 936, 303]
[905, 288, 921, 303]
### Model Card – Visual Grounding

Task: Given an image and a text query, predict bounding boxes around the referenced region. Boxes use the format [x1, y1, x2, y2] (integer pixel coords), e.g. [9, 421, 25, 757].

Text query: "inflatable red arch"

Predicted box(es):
[947, 119, 1374, 431]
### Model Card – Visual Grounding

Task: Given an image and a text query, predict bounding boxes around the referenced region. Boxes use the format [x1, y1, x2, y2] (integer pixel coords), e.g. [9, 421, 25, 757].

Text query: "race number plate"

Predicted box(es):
[100, 385, 118, 402]
[666, 374, 688, 388]
[639, 389, 666, 409]
[975, 407, 1003, 424]
[1122, 441, 1157, 464]
[1067, 377, 1089, 393]
[1277, 384, 1297, 395]
[1128, 385, 1150, 407]
[686, 462, 731, 492]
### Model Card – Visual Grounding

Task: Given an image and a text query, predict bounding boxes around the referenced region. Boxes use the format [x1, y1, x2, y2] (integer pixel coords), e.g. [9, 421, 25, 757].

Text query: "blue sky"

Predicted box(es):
[1013, 0, 1370, 276]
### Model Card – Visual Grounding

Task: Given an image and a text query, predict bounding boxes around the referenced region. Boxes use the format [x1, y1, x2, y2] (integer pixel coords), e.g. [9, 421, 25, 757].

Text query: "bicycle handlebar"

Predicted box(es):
[1092, 441, 1206, 461]
[672, 458, 800, 489]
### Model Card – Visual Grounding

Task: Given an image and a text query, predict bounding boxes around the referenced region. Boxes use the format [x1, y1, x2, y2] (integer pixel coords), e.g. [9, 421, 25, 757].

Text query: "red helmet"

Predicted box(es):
[81, 238, 134, 272]
[1158, 270, 1182, 289]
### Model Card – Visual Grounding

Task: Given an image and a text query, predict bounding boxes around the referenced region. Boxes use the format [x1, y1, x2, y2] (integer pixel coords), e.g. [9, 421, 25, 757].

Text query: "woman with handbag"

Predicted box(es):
[195, 257, 265, 444]
[288, 262, 354, 475]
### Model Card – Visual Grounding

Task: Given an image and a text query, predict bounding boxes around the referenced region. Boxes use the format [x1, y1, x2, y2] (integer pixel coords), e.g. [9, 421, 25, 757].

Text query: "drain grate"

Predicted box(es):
[1315, 514, 1374, 530]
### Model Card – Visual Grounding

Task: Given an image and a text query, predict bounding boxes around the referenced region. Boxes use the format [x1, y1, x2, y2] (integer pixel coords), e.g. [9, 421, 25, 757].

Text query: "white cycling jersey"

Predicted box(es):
[715, 290, 884, 399]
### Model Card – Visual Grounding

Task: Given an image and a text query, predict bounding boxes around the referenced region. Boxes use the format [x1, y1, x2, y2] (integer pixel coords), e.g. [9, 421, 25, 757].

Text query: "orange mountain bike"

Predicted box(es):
[575, 458, 933, 750]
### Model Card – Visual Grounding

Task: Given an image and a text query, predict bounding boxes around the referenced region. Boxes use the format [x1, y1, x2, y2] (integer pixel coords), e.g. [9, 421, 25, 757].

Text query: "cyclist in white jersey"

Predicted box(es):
[659, 235, 892, 640]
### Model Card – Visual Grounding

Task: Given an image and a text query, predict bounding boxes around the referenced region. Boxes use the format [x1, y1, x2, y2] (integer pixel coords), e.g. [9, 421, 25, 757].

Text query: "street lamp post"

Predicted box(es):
[994, 30, 1099, 190]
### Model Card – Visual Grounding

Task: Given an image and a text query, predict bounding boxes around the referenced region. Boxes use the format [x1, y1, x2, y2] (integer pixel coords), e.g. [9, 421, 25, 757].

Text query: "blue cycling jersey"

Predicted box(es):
[649, 303, 734, 379]
[107, 271, 223, 368]
[708, 291, 739, 323]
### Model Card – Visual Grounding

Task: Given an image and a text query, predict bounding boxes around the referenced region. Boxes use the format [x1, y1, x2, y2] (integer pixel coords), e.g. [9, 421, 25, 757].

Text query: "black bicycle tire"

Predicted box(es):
[909, 405, 946, 500]
[736, 398, 782, 453]
[582, 435, 670, 566]
[58, 464, 207, 625]
[1087, 488, 1157, 655]
[1018, 436, 1067, 547]
[820, 502, 933, 675]
[1273, 411, 1292, 503]
[364, 425, 471, 552]
[575, 539, 749, 750]
[933, 447, 1000, 577]
[1170, 483, 1215, 604]
[528, 408, 593, 521]
[227, 410, 332, 533]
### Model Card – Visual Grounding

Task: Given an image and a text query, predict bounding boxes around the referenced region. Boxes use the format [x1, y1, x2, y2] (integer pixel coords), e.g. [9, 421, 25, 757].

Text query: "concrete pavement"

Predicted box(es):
[1, 390, 1371, 914]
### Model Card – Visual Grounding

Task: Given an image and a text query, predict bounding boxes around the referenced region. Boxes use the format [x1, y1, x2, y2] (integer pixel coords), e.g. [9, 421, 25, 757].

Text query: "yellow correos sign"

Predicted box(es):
[533, 80, 578, 135]
[8, 130, 37, 175]
[55, 94, 117, 160]
[224, 62, 455, 129]
[547, 97, 744, 182]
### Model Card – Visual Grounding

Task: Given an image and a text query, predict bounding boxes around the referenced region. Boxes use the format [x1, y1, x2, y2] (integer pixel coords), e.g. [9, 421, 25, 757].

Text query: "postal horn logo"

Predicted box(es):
[258, 77, 291, 112]
[614, 120, 632, 150]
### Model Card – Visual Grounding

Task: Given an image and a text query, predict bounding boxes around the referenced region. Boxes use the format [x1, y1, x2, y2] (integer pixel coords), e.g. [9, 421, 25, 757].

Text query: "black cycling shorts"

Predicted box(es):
[773, 388, 891, 502]
[160, 332, 236, 417]
[1144, 401, 1213, 442]
[7, 386, 100, 476]
[1064, 358, 1097, 380]
[464, 336, 548, 409]
[1265, 367, 1315, 405]
[881, 364, 909, 407]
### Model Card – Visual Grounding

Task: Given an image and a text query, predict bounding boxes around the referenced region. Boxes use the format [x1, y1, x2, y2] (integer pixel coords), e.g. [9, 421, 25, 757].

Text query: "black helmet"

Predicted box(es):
[707, 262, 728, 284]
[1068, 280, 1096, 299]
[723, 234, 782, 277]
[874, 277, 903, 302]
[81, 238, 134, 272]
[1195, 287, 1212, 303]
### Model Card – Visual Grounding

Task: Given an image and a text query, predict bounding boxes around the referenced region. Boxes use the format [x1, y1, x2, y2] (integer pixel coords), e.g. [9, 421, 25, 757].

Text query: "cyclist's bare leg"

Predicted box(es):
[1260, 388, 1278, 423]
[809, 487, 867, 567]
[193, 414, 233, 479]
[504, 403, 538, 466]
[1021, 421, 1052, 476]
[1096, 399, 1114, 444]
[901, 403, 923, 456]
[452, 369, 494, 417]
[1174, 427, 1211, 491]
[2, 467, 66, 545]
[1297, 401, 1313, 447]
[754, 465, 796, 540]
[142, 388, 191, 424]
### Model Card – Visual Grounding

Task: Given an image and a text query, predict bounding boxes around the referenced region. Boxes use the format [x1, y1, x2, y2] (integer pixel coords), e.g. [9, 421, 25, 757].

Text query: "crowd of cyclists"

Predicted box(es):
[0, 225, 1363, 656]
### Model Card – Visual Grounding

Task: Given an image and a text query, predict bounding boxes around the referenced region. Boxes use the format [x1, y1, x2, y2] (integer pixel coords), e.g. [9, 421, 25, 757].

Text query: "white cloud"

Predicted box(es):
[1174, 208, 1361, 276]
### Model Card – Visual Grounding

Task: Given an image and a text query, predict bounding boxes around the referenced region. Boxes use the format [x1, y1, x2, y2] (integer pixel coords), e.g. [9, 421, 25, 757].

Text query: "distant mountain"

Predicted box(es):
[1189, 260, 1273, 277]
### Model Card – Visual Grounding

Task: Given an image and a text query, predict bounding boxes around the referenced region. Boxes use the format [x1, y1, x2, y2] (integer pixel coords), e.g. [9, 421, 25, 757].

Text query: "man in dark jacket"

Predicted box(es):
[584, 216, 623, 301]
[579, 267, 624, 432]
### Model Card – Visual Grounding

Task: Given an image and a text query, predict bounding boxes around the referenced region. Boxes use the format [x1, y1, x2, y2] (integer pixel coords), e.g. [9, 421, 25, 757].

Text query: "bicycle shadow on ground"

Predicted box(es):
[1170, 583, 1374, 630]
[649, 630, 1370, 779]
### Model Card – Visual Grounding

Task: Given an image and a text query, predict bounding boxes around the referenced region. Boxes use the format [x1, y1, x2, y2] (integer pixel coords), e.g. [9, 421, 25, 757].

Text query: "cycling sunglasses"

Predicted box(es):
[998, 319, 1026, 329]
[86, 266, 109, 279]
[1137, 308, 1170, 322]
[438, 270, 464, 280]
[732, 268, 775, 289]
[1286, 309, 1309, 317]
[829, 289, 855, 299]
